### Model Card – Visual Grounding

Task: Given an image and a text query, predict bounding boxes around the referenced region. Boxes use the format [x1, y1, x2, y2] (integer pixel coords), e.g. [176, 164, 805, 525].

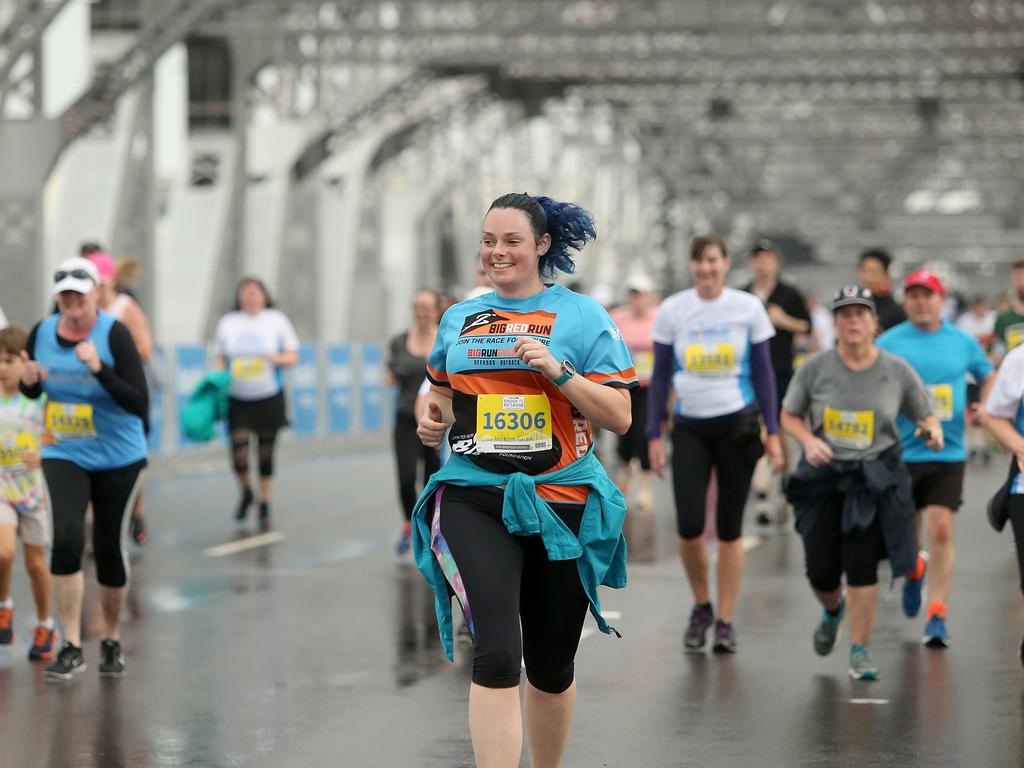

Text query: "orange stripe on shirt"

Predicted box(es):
[426, 364, 450, 385]
[585, 368, 639, 386]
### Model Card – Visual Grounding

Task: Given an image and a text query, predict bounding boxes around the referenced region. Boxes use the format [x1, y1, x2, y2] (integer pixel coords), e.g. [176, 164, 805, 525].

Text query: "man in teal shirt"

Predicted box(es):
[878, 269, 994, 647]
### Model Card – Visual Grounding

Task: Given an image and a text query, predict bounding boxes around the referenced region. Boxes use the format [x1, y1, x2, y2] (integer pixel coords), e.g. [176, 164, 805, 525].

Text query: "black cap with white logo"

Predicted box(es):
[830, 285, 877, 314]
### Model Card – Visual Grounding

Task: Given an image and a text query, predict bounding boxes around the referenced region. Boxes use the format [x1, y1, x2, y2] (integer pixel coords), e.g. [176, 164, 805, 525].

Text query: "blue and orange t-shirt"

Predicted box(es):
[426, 284, 638, 504]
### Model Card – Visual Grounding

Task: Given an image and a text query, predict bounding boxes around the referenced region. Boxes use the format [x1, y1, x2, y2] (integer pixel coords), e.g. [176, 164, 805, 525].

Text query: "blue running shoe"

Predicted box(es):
[923, 614, 950, 648]
[902, 553, 927, 618]
[849, 644, 879, 681]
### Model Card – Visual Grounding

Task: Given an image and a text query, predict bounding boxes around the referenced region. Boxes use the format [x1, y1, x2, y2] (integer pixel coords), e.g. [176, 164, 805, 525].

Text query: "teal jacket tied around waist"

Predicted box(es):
[411, 449, 628, 660]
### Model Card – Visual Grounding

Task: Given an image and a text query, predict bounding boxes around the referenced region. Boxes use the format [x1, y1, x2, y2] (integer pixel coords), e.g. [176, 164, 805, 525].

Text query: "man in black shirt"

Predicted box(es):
[744, 240, 812, 524]
[744, 240, 812, 405]
[858, 248, 906, 331]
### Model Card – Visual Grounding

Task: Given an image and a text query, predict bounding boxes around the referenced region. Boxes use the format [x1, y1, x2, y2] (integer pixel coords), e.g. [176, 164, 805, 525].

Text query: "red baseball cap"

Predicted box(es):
[904, 268, 945, 296]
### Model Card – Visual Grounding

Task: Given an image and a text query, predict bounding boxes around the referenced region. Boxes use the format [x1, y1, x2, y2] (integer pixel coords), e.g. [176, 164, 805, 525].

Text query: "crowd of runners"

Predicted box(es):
[2, 209, 1024, 768]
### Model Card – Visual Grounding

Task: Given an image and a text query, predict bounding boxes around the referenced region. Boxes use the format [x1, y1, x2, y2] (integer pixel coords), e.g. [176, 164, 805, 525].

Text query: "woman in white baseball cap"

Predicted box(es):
[18, 255, 149, 680]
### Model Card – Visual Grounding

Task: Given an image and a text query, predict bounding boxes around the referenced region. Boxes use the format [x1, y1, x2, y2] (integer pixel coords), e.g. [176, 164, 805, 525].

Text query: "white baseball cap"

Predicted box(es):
[625, 273, 656, 293]
[53, 257, 100, 295]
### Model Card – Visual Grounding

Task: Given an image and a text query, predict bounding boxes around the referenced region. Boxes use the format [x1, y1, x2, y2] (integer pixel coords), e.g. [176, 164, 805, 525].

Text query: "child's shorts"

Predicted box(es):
[0, 499, 51, 547]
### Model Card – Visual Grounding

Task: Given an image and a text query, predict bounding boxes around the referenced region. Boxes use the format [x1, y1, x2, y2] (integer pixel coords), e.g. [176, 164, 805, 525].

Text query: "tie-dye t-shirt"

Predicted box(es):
[426, 284, 638, 504]
[0, 392, 45, 512]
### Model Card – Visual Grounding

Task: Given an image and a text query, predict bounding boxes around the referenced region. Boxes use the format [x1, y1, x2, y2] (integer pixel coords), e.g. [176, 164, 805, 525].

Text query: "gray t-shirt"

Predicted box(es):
[782, 348, 932, 461]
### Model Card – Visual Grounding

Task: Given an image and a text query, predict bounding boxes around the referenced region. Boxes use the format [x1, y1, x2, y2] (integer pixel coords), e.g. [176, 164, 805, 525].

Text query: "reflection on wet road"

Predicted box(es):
[1, 452, 1022, 767]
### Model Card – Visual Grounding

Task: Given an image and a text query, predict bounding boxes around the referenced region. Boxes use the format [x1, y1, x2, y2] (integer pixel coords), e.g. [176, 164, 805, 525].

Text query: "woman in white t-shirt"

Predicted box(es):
[214, 278, 299, 531]
[646, 234, 784, 655]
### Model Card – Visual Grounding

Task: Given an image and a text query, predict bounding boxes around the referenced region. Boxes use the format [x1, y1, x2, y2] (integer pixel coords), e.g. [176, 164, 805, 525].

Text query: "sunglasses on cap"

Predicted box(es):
[54, 269, 95, 283]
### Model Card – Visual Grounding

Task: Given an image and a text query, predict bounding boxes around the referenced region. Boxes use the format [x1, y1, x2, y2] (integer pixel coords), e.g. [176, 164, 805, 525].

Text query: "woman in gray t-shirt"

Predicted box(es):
[781, 285, 942, 681]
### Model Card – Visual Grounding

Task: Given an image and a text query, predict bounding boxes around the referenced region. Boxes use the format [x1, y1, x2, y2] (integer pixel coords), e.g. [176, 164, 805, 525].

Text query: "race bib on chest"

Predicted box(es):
[633, 351, 654, 380]
[823, 406, 875, 450]
[685, 343, 735, 376]
[1007, 326, 1024, 351]
[929, 384, 954, 422]
[45, 402, 97, 441]
[0, 432, 36, 469]
[231, 356, 268, 381]
[475, 394, 553, 454]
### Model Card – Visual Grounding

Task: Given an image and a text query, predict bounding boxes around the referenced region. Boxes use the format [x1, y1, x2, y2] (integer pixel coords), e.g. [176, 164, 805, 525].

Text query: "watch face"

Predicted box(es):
[563, 360, 577, 375]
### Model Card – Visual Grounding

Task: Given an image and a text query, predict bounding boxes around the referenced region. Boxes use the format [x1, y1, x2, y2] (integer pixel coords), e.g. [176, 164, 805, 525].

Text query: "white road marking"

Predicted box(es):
[742, 535, 761, 552]
[849, 698, 889, 705]
[602, 610, 623, 621]
[204, 532, 287, 557]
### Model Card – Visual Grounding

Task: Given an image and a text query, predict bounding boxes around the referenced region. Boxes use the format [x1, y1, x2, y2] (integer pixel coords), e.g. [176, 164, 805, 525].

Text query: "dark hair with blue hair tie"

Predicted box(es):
[487, 193, 597, 279]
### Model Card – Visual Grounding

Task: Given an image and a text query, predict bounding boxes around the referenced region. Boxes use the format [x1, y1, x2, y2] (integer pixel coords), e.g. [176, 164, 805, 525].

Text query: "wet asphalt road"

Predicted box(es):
[1, 448, 1022, 767]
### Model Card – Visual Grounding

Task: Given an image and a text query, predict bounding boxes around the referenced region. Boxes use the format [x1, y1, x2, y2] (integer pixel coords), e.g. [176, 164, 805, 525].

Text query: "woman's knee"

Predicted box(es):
[471, 646, 522, 689]
[524, 660, 575, 694]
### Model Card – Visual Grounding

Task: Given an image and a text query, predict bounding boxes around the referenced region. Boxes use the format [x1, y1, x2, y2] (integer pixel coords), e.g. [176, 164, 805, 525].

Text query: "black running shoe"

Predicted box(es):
[258, 502, 271, 532]
[130, 514, 148, 546]
[99, 639, 126, 678]
[235, 487, 254, 522]
[683, 604, 715, 651]
[712, 619, 738, 654]
[45, 642, 86, 680]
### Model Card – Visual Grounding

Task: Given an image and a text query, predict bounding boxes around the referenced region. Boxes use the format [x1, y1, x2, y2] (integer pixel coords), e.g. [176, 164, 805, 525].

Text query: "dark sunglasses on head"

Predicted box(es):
[54, 269, 95, 283]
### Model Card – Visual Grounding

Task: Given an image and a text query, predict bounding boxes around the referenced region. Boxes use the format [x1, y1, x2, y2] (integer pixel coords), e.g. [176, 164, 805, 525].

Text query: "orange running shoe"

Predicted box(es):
[29, 624, 59, 661]
[0, 606, 13, 645]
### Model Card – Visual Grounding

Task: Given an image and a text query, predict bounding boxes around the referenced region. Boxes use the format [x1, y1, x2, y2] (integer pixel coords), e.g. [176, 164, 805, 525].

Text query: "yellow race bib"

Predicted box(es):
[231, 356, 268, 381]
[1007, 325, 1024, 351]
[684, 343, 736, 376]
[0, 432, 36, 470]
[45, 402, 96, 441]
[823, 406, 875, 450]
[929, 384, 954, 422]
[633, 351, 654, 380]
[476, 394, 553, 454]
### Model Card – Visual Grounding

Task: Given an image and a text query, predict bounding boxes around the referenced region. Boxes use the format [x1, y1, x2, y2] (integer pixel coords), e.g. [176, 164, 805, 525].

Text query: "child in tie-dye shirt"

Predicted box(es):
[0, 326, 58, 661]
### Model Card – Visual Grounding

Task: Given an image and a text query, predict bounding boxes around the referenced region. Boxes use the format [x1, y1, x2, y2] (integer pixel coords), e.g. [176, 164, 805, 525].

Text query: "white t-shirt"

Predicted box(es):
[0, 305, 8, 330]
[985, 343, 1024, 493]
[956, 310, 995, 341]
[215, 309, 300, 400]
[652, 287, 775, 418]
[810, 304, 835, 351]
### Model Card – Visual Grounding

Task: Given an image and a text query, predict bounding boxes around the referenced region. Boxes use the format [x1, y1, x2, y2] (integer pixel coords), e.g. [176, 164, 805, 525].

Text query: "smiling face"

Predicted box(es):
[56, 287, 99, 324]
[834, 304, 877, 347]
[689, 243, 730, 297]
[480, 207, 550, 298]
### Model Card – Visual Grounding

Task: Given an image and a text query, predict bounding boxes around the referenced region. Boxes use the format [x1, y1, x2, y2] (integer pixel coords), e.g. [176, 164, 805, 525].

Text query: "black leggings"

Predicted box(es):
[801, 492, 888, 591]
[1007, 495, 1024, 595]
[394, 414, 440, 521]
[44, 459, 146, 587]
[616, 386, 651, 470]
[670, 412, 764, 542]
[231, 428, 279, 478]
[435, 485, 590, 693]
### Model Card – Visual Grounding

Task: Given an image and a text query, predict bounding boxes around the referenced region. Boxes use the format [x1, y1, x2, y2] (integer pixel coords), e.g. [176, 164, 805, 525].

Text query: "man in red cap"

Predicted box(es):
[877, 269, 996, 647]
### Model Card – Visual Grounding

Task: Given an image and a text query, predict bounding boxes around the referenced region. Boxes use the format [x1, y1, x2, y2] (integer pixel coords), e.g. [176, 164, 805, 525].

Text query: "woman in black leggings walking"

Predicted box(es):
[387, 289, 441, 555]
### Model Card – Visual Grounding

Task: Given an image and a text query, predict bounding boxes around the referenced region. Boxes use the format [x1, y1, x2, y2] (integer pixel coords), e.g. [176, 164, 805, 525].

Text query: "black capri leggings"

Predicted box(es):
[44, 459, 146, 587]
[801, 492, 888, 591]
[671, 411, 764, 542]
[434, 485, 590, 693]
[616, 386, 650, 470]
[394, 413, 440, 521]
[230, 428, 279, 478]
[1007, 495, 1024, 595]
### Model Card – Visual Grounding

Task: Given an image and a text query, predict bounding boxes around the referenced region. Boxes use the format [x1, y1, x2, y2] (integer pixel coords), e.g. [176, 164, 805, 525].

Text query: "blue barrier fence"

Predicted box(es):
[154, 342, 390, 455]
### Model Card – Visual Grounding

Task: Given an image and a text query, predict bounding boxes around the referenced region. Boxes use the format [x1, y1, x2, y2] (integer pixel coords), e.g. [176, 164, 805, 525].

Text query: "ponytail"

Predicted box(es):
[487, 193, 597, 279]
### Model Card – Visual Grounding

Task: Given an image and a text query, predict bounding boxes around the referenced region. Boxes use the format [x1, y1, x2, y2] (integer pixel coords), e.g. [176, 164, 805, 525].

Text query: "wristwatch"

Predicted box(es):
[551, 360, 576, 386]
